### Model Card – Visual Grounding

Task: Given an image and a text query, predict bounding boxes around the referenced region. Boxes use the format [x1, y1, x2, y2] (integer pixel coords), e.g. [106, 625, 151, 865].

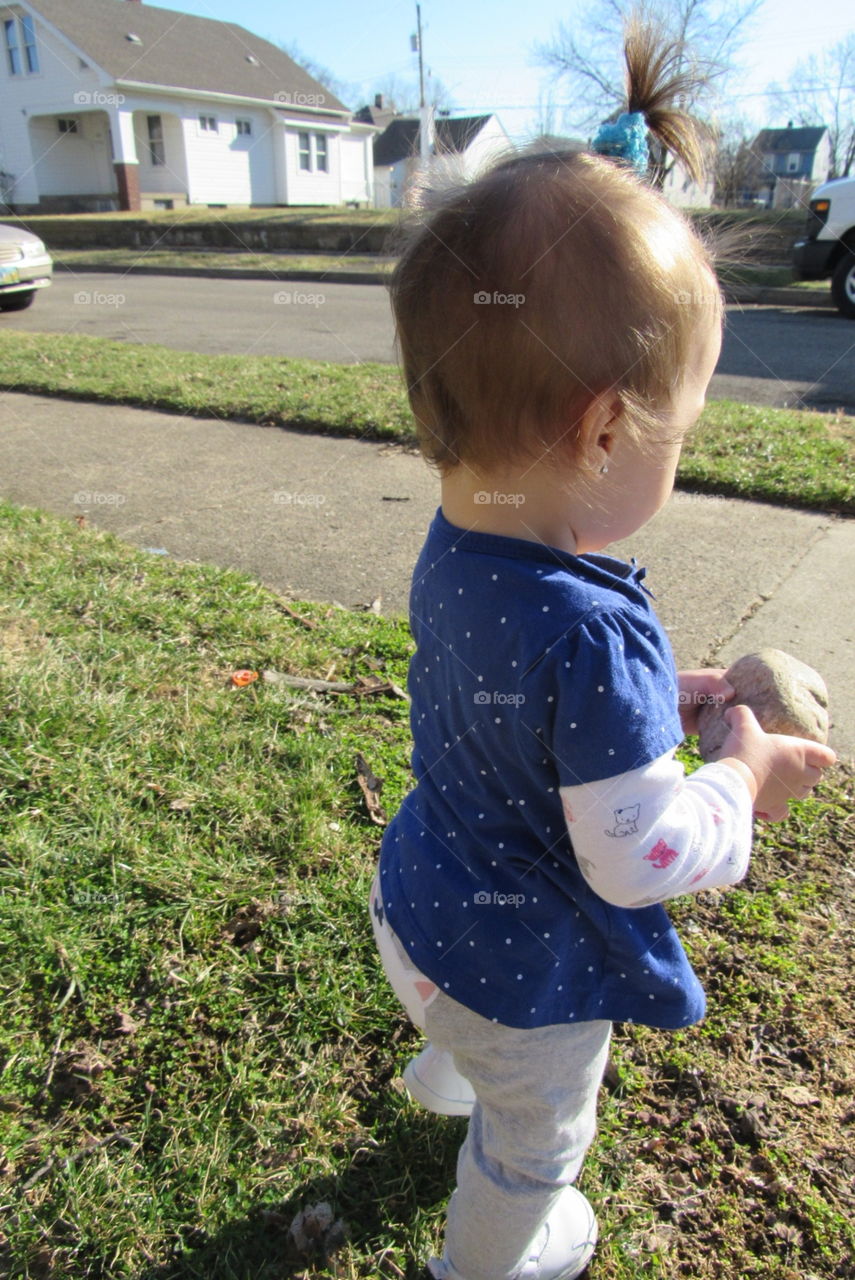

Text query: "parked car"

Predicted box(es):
[792, 176, 855, 318]
[0, 222, 52, 312]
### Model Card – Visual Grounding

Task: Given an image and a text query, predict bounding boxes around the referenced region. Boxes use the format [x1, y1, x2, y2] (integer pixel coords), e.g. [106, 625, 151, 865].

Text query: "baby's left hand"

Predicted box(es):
[677, 668, 735, 736]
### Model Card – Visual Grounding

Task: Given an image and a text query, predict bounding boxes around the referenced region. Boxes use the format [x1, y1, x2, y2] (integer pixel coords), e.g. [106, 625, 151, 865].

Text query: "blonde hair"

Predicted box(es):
[389, 18, 721, 474]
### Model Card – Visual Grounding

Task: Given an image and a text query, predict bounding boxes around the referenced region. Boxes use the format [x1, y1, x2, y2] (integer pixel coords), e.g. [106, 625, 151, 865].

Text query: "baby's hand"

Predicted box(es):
[717, 704, 837, 822]
[677, 668, 735, 736]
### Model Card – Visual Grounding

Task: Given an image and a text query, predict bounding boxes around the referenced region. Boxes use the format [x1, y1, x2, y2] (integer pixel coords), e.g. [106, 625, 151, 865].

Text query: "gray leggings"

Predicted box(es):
[423, 990, 611, 1279]
[370, 876, 611, 1280]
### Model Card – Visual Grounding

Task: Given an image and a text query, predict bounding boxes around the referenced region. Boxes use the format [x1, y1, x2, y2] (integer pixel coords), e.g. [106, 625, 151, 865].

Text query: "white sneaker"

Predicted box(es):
[427, 1184, 598, 1280]
[402, 1043, 476, 1117]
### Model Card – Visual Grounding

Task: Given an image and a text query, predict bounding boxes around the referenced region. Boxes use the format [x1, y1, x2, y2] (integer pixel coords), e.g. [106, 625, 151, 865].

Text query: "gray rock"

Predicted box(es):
[697, 649, 829, 762]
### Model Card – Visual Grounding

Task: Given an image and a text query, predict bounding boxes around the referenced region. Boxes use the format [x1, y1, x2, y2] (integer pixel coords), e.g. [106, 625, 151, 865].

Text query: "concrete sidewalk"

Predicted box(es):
[1, 389, 852, 758]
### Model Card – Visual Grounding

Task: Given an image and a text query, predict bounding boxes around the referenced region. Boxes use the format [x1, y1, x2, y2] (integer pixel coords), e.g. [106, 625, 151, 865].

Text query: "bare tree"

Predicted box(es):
[279, 41, 358, 107]
[712, 118, 761, 205]
[370, 72, 454, 116]
[767, 34, 855, 178]
[535, 0, 764, 137]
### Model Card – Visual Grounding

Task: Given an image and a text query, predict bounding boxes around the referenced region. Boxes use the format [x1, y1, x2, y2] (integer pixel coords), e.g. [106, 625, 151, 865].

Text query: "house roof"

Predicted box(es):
[373, 114, 491, 166]
[353, 102, 398, 130]
[24, 0, 350, 113]
[753, 125, 828, 154]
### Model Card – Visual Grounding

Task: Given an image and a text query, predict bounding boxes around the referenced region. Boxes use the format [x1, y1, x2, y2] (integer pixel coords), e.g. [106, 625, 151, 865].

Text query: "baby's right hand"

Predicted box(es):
[717, 704, 837, 822]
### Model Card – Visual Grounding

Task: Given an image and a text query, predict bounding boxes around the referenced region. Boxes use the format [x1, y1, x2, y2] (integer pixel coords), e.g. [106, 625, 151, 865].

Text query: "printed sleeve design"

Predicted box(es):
[558, 753, 753, 908]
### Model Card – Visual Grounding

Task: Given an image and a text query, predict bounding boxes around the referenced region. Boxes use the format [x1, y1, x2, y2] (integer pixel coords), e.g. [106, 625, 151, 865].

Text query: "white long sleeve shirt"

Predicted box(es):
[559, 752, 753, 909]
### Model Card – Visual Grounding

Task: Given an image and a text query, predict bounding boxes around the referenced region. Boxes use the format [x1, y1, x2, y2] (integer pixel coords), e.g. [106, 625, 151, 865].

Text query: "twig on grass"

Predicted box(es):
[21, 1132, 134, 1192]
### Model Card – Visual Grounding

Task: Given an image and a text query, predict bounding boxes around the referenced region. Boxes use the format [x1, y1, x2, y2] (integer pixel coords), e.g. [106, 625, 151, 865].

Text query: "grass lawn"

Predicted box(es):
[0, 332, 853, 514]
[1, 501, 853, 1280]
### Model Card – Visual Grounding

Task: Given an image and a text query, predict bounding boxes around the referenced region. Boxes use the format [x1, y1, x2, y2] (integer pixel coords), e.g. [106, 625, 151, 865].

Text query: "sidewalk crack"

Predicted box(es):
[704, 517, 836, 664]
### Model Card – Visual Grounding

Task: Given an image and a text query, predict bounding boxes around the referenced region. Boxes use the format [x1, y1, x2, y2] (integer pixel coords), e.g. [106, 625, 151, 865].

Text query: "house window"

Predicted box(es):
[786, 151, 800, 174]
[147, 115, 165, 166]
[21, 14, 39, 73]
[3, 18, 20, 75]
[58, 118, 80, 135]
[236, 119, 252, 136]
[4, 14, 39, 75]
[298, 132, 311, 170]
[199, 115, 218, 133]
[298, 132, 330, 173]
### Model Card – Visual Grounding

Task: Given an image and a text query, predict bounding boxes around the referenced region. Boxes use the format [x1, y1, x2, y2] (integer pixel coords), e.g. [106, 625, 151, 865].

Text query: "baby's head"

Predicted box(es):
[390, 147, 722, 479]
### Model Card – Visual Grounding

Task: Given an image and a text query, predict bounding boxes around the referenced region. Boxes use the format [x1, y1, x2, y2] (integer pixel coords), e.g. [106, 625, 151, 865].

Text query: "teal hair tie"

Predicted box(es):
[591, 111, 649, 174]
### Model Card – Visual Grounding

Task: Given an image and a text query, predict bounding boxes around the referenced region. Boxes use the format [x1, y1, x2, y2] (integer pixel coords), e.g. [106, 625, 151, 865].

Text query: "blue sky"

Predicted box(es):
[144, 0, 852, 140]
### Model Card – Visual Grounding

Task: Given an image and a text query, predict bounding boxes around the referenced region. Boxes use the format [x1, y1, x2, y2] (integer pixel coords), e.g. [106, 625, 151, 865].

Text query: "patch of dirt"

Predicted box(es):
[0, 612, 49, 667]
[593, 770, 855, 1278]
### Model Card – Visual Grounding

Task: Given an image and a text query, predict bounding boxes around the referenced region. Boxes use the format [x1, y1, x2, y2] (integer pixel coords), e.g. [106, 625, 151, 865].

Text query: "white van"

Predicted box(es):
[793, 176, 855, 318]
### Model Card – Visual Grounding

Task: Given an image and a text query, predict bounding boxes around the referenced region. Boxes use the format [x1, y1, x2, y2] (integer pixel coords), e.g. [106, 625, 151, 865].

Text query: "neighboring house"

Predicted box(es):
[661, 159, 714, 209]
[358, 105, 510, 208]
[749, 124, 831, 209]
[0, 0, 375, 211]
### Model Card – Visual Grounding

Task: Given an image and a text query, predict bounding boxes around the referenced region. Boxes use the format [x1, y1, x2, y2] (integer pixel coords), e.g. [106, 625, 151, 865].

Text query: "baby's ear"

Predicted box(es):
[575, 391, 622, 470]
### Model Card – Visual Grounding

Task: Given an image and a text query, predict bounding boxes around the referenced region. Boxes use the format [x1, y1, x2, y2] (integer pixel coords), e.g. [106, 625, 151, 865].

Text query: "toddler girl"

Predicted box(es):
[370, 23, 836, 1280]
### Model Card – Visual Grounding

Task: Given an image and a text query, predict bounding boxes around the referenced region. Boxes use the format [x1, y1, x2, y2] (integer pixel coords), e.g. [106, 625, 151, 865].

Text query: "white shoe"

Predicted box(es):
[428, 1184, 598, 1280]
[402, 1044, 476, 1117]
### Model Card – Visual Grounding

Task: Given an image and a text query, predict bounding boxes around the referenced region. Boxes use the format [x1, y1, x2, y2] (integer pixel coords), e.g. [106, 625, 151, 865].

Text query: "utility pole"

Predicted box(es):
[413, 3, 432, 165]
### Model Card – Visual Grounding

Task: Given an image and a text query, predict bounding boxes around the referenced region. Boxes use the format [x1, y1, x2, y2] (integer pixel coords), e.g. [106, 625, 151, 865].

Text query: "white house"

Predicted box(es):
[356, 102, 511, 209]
[0, 0, 375, 212]
[661, 159, 714, 209]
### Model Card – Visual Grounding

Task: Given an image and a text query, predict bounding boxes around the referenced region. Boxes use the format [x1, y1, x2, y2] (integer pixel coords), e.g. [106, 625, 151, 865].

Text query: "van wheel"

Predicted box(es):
[0, 289, 35, 312]
[831, 251, 855, 318]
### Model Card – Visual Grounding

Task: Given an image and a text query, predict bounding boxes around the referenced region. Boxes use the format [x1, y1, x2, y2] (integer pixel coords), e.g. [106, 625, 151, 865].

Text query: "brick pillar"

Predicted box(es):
[114, 161, 141, 211]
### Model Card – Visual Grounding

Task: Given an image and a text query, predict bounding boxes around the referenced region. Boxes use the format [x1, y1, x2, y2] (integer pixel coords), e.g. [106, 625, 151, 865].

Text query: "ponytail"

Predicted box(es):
[593, 12, 710, 186]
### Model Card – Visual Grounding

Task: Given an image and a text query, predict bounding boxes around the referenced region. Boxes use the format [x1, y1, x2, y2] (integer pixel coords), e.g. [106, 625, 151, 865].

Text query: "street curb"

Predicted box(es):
[54, 262, 391, 287]
[725, 284, 832, 308]
[53, 262, 831, 306]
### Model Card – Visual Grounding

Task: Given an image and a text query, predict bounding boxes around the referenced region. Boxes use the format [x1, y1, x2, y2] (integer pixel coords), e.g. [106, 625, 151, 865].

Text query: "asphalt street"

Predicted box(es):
[9, 270, 855, 415]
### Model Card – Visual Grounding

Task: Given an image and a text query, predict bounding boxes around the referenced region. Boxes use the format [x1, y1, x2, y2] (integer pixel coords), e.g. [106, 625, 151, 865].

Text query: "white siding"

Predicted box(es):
[29, 109, 113, 195]
[663, 161, 714, 209]
[134, 110, 188, 196]
[180, 104, 276, 205]
[458, 115, 512, 178]
[0, 3, 111, 202]
[285, 125, 340, 205]
[339, 130, 372, 204]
